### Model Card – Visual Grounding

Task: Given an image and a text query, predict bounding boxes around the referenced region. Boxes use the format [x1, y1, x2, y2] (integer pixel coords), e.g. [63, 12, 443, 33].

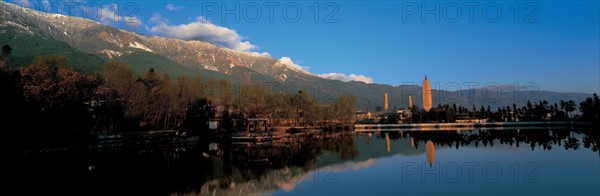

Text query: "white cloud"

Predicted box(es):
[278, 57, 309, 72]
[98, 4, 142, 27]
[250, 51, 271, 57]
[149, 13, 168, 24]
[318, 72, 374, 84]
[165, 4, 184, 11]
[351, 159, 376, 170]
[149, 17, 256, 51]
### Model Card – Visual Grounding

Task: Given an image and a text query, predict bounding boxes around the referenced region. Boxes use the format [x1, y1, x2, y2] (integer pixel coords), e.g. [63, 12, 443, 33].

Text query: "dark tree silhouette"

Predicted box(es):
[1, 44, 11, 57]
[580, 94, 600, 123]
[565, 100, 576, 118]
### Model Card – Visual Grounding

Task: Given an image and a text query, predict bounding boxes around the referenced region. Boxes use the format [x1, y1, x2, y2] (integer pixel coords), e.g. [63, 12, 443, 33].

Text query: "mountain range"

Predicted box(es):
[0, 2, 592, 110]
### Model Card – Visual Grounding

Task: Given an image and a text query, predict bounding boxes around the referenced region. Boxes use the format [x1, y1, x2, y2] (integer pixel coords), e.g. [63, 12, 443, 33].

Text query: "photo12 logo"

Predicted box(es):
[399, 81, 541, 105]
[5, 1, 142, 27]
[281, 162, 340, 184]
[198, 1, 340, 23]
[210, 81, 340, 104]
[401, 161, 540, 183]
[401, 1, 539, 23]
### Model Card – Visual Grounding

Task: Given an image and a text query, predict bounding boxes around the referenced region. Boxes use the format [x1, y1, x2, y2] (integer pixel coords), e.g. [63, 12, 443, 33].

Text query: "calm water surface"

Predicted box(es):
[2, 128, 599, 195]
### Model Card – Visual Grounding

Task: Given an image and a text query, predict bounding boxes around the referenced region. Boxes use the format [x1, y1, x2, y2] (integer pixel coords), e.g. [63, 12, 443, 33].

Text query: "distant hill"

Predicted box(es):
[0, 26, 104, 72]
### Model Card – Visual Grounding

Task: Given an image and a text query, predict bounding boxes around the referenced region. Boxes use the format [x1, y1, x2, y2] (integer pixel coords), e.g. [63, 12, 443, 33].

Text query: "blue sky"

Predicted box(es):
[8, 0, 600, 93]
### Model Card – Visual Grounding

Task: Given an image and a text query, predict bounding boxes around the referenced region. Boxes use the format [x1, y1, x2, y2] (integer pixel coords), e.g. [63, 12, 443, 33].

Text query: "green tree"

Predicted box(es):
[290, 90, 318, 127]
[266, 92, 291, 125]
[102, 62, 146, 119]
[102, 62, 137, 99]
[141, 68, 160, 90]
[335, 94, 356, 123]
[320, 104, 336, 124]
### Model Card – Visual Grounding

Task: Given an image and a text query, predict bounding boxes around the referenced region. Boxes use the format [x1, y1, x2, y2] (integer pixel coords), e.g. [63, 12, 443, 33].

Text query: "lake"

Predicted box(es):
[2, 128, 599, 195]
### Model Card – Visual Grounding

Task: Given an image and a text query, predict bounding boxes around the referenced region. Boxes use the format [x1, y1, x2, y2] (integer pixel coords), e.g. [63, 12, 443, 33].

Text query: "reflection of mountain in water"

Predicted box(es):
[193, 128, 600, 195]
[195, 132, 449, 195]
[5, 128, 598, 195]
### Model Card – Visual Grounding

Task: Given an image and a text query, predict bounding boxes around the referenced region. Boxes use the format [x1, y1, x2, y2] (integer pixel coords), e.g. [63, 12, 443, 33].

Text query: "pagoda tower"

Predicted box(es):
[384, 92, 389, 111]
[422, 75, 432, 112]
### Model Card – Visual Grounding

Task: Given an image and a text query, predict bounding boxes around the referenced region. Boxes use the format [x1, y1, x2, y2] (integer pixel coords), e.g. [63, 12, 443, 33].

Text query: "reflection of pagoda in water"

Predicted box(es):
[426, 140, 435, 166]
[385, 133, 390, 153]
[422, 75, 432, 112]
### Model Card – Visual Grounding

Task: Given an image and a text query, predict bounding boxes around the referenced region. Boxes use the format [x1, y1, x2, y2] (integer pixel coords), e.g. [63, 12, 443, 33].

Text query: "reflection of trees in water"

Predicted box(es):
[320, 133, 358, 160]
[195, 132, 358, 194]
[88, 129, 600, 195]
[378, 129, 600, 156]
[79, 133, 353, 195]
[583, 133, 600, 152]
[221, 132, 357, 182]
[10, 129, 597, 195]
[198, 129, 599, 195]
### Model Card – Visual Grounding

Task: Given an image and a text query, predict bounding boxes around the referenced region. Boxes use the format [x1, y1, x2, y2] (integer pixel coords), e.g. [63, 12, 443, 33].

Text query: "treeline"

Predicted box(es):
[377, 96, 600, 124]
[388, 129, 599, 153]
[0, 53, 356, 133]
